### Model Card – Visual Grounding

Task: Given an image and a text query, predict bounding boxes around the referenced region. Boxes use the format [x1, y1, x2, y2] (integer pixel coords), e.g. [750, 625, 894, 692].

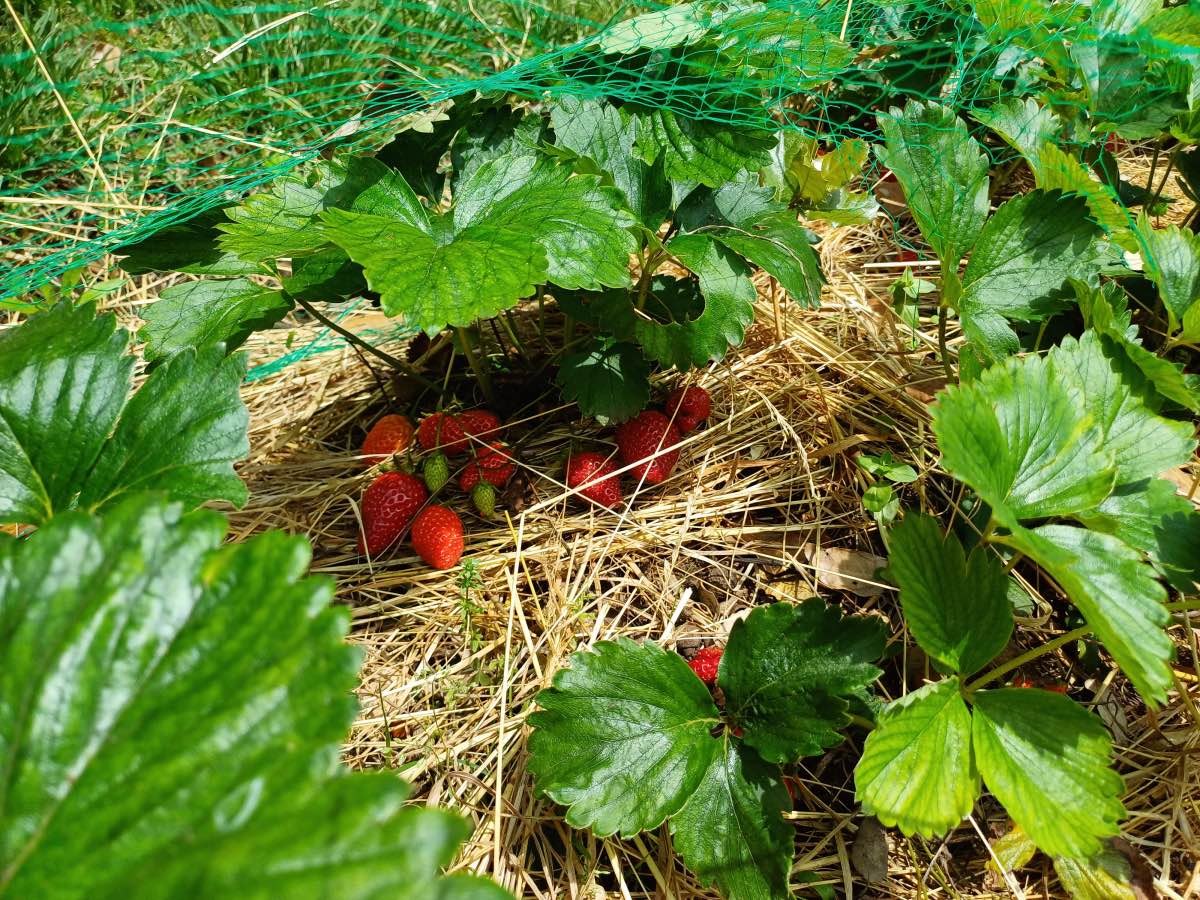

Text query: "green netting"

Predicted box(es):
[1, 0, 1197, 303]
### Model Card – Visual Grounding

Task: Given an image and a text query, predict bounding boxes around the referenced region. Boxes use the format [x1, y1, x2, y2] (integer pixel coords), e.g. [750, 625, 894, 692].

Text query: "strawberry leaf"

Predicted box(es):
[1030, 144, 1132, 247]
[931, 351, 1115, 527]
[116, 206, 259, 276]
[1135, 216, 1200, 339]
[635, 233, 757, 369]
[710, 212, 824, 309]
[975, 97, 1061, 161]
[719, 600, 885, 763]
[528, 638, 721, 838]
[855, 679, 978, 837]
[0, 496, 500, 898]
[670, 739, 793, 900]
[1053, 846, 1139, 899]
[887, 513, 1012, 676]
[958, 191, 1107, 360]
[141, 278, 291, 361]
[972, 687, 1124, 859]
[634, 108, 776, 188]
[556, 337, 650, 424]
[0, 303, 248, 527]
[876, 101, 990, 270]
[282, 248, 367, 302]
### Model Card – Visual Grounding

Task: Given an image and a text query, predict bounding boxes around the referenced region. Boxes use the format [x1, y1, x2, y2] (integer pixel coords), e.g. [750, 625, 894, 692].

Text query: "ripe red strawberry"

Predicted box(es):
[410, 504, 464, 569]
[358, 472, 428, 555]
[458, 408, 501, 444]
[665, 386, 712, 433]
[565, 451, 622, 508]
[615, 410, 681, 485]
[688, 646, 723, 685]
[459, 441, 516, 491]
[417, 411, 468, 455]
[361, 414, 415, 465]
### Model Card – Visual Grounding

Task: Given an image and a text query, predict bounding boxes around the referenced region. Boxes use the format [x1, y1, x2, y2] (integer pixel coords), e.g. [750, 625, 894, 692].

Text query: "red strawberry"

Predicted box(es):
[688, 646, 723, 685]
[417, 412, 469, 455]
[358, 472, 428, 555]
[898, 249, 919, 262]
[615, 410, 681, 485]
[410, 504, 465, 570]
[458, 408, 501, 444]
[361, 414, 415, 465]
[665, 386, 712, 433]
[459, 441, 516, 492]
[565, 451, 622, 508]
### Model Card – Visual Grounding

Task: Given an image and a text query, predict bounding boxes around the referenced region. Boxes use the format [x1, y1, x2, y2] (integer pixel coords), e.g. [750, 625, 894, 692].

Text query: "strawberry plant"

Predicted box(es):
[528, 600, 885, 900]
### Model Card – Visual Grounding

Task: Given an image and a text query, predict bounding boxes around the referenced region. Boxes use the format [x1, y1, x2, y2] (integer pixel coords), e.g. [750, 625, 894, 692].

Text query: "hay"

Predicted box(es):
[223, 178, 1200, 898]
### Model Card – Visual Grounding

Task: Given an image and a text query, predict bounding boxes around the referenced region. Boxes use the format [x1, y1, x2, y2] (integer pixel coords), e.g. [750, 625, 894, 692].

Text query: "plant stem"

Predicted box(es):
[498, 311, 531, 363]
[937, 305, 953, 382]
[455, 325, 496, 406]
[1145, 139, 1162, 198]
[290, 294, 436, 391]
[1149, 148, 1177, 213]
[964, 624, 1092, 693]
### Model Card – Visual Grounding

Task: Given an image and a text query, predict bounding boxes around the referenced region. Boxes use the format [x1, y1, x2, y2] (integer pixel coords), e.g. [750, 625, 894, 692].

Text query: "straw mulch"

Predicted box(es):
[221, 196, 1200, 899]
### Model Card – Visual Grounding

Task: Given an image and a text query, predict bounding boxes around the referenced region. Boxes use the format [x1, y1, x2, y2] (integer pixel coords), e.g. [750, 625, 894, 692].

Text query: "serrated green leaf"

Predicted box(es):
[550, 97, 671, 230]
[528, 638, 721, 838]
[888, 513, 1011, 676]
[972, 687, 1124, 860]
[450, 107, 547, 193]
[0, 303, 248, 526]
[855, 679, 978, 837]
[807, 189, 880, 226]
[1030, 144, 1131, 246]
[554, 287, 639, 341]
[876, 101, 990, 269]
[713, 6, 853, 84]
[720, 600, 884, 763]
[117, 206, 260, 276]
[998, 524, 1172, 705]
[592, 3, 709, 54]
[0, 496, 496, 898]
[990, 826, 1038, 874]
[958, 190, 1106, 360]
[931, 352, 1115, 527]
[671, 739, 793, 900]
[141, 278, 291, 361]
[635, 109, 776, 189]
[975, 97, 1061, 161]
[677, 180, 783, 233]
[1053, 846, 1138, 900]
[710, 212, 824, 309]
[556, 337, 650, 424]
[1135, 216, 1200, 338]
[282, 247, 367, 302]
[636, 233, 756, 369]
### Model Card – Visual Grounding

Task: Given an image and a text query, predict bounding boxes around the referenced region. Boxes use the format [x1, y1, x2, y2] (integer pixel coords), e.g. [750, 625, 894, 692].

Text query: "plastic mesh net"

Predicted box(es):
[1, 0, 1196, 303]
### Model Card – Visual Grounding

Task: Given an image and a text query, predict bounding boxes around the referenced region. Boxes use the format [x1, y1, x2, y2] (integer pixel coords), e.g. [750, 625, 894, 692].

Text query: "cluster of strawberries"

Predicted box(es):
[356, 408, 513, 569]
[563, 386, 711, 508]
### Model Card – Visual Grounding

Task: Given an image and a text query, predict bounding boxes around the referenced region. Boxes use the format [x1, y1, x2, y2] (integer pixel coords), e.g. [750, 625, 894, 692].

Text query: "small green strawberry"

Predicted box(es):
[471, 481, 496, 518]
[423, 452, 450, 492]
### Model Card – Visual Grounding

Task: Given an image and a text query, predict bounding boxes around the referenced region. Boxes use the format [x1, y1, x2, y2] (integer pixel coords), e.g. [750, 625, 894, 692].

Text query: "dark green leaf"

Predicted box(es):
[634, 109, 776, 189]
[710, 212, 824, 309]
[0, 496, 498, 898]
[671, 740, 793, 900]
[720, 600, 885, 763]
[117, 206, 259, 276]
[975, 97, 1061, 161]
[282, 248, 367, 302]
[1135, 216, 1200, 338]
[1031, 144, 1131, 246]
[855, 679, 978, 837]
[528, 638, 721, 838]
[888, 513, 1012, 676]
[636, 233, 756, 369]
[141, 279, 291, 361]
[450, 107, 547, 193]
[876, 101, 990, 269]
[973, 687, 1124, 859]
[556, 338, 651, 424]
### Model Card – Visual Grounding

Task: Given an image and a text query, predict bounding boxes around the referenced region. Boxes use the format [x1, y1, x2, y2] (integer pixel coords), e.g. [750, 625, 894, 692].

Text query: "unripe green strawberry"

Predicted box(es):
[471, 481, 496, 518]
[423, 452, 450, 492]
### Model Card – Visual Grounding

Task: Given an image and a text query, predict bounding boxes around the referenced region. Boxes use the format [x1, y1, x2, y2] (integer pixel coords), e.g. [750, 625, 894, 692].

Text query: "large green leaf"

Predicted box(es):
[141, 278, 291, 361]
[324, 154, 636, 333]
[958, 191, 1106, 360]
[998, 524, 1172, 705]
[527, 638, 721, 838]
[550, 97, 671, 230]
[0, 303, 248, 527]
[1030, 144, 1131, 246]
[116, 206, 259, 276]
[634, 109, 777, 189]
[931, 352, 1115, 527]
[972, 687, 1124, 860]
[1053, 846, 1139, 900]
[876, 101, 990, 269]
[1135, 217, 1200, 339]
[671, 740, 793, 900]
[0, 497, 499, 898]
[281, 247, 367, 302]
[556, 337, 650, 425]
[592, 3, 709, 53]
[887, 513, 1011, 676]
[974, 97, 1061, 161]
[855, 679, 978, 836]
[710, 212, 824, 309]
[720, 600, 884, 763]
[636, 233, 757, 369]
